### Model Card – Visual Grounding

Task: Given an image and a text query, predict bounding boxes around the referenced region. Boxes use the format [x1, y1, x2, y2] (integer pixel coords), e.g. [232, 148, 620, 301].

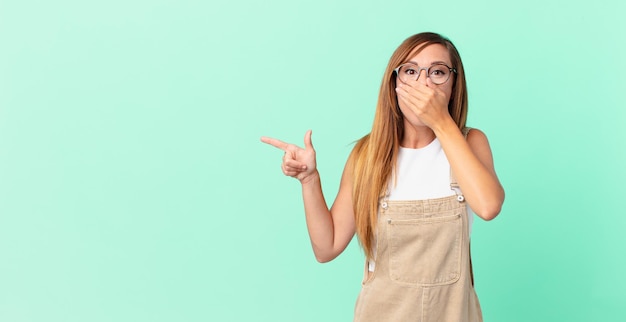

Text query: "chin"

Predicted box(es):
[404, 117, 426, 128]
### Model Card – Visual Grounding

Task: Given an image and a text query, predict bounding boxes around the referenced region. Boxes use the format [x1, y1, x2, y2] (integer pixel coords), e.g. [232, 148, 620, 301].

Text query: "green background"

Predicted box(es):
[1, 0, 624, 321]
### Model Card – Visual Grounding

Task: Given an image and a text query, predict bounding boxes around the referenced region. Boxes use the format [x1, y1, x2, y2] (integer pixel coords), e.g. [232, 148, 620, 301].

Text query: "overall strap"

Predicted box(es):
[450, 127, 476, 287]
[450, 127, 472, 202]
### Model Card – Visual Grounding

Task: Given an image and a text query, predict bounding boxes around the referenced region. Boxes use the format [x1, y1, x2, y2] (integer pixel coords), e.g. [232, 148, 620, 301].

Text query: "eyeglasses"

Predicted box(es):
[394, 63, 457, 85]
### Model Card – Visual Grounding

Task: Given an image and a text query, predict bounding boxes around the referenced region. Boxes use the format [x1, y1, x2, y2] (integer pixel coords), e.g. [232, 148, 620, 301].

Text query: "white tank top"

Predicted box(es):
[389, 138, 474, 232]
[369, 138, 474, 272]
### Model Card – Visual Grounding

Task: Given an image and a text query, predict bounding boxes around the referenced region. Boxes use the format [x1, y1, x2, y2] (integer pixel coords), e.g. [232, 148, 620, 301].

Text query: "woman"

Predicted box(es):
[261, 32, 504, 322]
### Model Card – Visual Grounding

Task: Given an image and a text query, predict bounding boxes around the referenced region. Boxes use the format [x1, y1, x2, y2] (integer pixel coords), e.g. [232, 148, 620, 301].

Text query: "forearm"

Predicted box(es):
[300, 171, 340, 262]
[433, 119, 505, 220]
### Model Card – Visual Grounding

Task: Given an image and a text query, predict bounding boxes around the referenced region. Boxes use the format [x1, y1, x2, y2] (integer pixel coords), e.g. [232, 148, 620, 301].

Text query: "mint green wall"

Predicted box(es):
[1, 0, 624, 321]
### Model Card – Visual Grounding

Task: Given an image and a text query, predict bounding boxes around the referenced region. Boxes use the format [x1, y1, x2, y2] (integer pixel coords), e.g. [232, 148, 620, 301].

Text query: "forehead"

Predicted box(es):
[406, 43, 452, 66]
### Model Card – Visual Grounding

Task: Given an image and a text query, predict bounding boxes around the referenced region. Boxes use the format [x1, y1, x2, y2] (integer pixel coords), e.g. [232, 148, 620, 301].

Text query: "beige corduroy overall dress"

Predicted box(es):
[353, 134, 482, 322]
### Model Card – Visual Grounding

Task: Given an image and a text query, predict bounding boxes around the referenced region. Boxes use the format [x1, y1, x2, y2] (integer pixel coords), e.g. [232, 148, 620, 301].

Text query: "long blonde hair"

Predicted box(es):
[351, 32, 469, 259]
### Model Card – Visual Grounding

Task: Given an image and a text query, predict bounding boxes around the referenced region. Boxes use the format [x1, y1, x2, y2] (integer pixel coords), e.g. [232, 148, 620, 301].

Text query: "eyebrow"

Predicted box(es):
[408, 60, 451, 66]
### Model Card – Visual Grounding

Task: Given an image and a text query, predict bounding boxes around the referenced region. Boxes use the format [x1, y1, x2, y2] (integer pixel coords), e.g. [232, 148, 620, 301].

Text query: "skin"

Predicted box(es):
[261, 44, 504, 263]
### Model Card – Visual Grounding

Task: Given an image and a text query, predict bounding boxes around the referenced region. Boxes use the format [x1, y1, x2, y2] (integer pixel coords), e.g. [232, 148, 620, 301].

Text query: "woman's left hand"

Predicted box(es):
[395, 81, 451, 130]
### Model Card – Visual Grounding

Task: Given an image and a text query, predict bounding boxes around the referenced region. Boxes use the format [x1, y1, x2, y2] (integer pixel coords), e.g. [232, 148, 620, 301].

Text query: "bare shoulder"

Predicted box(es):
[465, 128, 496, 168]
[466, 128, 492, 149]
[466, 127, 488, 141]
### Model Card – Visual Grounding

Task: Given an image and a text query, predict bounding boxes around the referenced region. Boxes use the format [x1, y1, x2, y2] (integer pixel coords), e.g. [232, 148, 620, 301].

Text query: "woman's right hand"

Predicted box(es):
[260, 130, 318, 184]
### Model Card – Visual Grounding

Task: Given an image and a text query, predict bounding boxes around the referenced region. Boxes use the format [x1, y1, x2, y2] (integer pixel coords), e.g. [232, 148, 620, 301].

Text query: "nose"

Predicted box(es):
[417, 68, 429, 85]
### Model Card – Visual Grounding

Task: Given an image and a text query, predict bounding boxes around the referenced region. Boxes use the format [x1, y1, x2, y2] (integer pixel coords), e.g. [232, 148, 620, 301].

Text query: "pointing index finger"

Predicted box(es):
[260, 136, 290, 151]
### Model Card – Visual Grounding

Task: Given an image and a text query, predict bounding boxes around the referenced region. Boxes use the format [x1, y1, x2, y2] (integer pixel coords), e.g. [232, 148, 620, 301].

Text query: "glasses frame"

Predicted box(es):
[393, 63, 457, 85]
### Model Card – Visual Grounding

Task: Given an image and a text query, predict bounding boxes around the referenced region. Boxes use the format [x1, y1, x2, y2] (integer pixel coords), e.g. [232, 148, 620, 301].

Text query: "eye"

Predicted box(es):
[430, 66, 449, 77]
[399, 64, 419, 76]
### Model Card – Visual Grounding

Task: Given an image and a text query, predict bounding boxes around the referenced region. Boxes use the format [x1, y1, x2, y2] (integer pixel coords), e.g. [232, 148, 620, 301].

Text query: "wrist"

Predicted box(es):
[432, 116, 457, 138]
[300, 170, 320, 186]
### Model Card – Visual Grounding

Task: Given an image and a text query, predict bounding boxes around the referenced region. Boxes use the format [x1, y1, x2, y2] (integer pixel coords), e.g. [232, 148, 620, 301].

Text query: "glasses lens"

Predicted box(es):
[429, 64, 451, 84]
[397, 64, 420, 83]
